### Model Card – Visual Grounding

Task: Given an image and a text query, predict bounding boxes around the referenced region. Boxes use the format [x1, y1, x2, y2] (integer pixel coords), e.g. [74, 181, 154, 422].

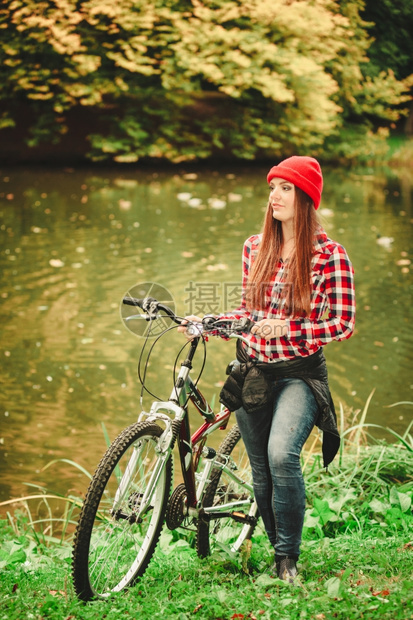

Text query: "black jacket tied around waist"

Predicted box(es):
[219, 342, 340, 467]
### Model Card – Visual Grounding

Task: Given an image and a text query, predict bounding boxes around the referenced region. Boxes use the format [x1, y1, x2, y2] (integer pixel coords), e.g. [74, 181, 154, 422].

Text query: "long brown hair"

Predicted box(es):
[246, 187, 319, 317]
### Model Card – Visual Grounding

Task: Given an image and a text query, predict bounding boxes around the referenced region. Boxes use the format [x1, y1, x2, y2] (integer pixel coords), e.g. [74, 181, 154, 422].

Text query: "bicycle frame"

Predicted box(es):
[132, 336, 251, 521]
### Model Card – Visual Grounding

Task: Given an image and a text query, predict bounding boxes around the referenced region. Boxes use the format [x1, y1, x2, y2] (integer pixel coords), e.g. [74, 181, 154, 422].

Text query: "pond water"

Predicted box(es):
[0, 163, 412, 508]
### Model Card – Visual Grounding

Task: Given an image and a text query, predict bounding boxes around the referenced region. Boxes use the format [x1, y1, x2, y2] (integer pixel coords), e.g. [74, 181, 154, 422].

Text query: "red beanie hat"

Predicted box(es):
[267, 156, 323, 209]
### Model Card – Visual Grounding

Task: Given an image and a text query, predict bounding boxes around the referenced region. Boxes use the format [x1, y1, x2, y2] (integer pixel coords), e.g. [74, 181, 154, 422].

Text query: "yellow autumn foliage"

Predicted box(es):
[0, 0, 411, 162]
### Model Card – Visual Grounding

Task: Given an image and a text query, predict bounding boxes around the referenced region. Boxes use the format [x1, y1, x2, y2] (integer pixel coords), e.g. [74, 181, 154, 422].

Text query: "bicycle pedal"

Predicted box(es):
[203, 510, 257, 525]
[231, 511, 257, 525]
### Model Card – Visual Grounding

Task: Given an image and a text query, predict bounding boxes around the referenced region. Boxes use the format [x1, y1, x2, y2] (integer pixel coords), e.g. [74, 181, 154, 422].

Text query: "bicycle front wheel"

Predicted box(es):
[196, 424, 258, 558]
[72, 422, 172, 601]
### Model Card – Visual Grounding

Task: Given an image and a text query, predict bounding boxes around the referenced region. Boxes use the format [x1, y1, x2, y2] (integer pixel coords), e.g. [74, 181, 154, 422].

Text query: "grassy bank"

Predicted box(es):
[1, 412, 412, 620]
[388, 136, 413, 168]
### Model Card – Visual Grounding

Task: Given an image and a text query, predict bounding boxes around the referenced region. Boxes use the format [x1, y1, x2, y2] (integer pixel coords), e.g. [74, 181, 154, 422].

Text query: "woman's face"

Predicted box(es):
[268, 177, 295, 225]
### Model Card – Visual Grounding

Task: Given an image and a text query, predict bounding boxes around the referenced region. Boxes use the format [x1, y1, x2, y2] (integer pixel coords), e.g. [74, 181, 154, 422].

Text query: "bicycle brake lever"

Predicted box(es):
[201, 316, 217, 330]
[235, 317, 254, 333]
[142, 297, 159, 319]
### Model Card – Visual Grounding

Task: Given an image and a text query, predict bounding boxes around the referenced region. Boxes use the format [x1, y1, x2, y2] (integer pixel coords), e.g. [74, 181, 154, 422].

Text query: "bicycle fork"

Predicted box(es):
[112, 406, 185, 522]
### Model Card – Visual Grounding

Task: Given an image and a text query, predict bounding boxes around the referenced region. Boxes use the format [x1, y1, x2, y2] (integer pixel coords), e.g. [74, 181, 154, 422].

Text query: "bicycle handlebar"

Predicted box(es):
[185, 316, 253, 338]
[122, 296, 253, 338]
[123, 296, 181, 324]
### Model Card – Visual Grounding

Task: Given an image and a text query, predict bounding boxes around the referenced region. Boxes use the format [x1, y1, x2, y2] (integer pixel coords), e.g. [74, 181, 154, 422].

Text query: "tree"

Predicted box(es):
[0, 0, 411, 163]
[361, 0, 413, 81]
[360, 0, 413, 135]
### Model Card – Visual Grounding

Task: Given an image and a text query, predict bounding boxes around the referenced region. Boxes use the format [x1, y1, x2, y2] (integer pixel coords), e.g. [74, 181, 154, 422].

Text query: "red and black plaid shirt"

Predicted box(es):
[222, 228, 355, 362]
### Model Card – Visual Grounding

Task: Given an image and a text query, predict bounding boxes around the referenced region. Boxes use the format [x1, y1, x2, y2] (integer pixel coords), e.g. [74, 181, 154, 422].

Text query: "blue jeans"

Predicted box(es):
[235, 377, 318, 559]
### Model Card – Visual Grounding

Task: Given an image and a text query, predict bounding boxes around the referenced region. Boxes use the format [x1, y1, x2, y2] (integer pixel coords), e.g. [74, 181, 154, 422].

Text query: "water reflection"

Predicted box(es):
[0, 164, 412, 506]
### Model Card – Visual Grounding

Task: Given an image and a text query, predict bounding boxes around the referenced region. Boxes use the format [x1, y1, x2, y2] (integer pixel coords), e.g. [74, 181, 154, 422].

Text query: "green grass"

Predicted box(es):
[1, 524, 412, 619]
[0, 407, 412, 620]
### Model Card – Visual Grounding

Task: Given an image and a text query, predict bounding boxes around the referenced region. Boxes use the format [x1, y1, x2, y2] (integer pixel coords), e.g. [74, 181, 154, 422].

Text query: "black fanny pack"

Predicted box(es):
[219, 342, 326, 415]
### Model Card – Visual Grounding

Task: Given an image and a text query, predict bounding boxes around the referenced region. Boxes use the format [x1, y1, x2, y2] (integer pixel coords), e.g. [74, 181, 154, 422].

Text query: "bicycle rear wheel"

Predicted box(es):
[196, 424, 258, 558]
[72, 422, 172, 601]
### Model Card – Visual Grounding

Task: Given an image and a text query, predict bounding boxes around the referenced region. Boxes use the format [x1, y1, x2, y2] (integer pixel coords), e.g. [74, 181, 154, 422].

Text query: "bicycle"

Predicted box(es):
[71, 296, 259, 601]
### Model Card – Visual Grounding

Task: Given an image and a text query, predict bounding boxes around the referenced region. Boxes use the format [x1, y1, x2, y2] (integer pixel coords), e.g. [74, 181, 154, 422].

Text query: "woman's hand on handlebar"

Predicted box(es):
[250, 318, 288, 339]
[178, 315, 203, 340]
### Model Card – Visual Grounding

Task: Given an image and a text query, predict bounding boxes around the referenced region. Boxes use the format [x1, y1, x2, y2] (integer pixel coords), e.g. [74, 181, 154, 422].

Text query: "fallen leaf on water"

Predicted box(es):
[208, 198, 226, 209]
[188, 198, 203, 208]
[376, 236, 394, 248]
[49, 259, 64, 268]
[114, 178, 138, 188]
[206, 263, 228, 271]
[319, 208, 334, 217]
[228, 192, 243, 202]
[177, 192, 192, 201]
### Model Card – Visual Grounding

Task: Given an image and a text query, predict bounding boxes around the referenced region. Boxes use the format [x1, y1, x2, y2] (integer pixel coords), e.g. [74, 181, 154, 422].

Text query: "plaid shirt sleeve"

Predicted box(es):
[287, 243, 355, 346]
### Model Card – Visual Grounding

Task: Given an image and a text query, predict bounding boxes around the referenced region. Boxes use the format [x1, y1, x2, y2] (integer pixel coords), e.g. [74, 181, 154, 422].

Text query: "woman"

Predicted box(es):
[182, 156, 355, 583]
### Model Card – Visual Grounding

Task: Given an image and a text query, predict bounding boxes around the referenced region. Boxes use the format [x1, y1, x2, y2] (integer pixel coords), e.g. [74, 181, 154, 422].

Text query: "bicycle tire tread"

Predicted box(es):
[72, 421, 172, 601]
